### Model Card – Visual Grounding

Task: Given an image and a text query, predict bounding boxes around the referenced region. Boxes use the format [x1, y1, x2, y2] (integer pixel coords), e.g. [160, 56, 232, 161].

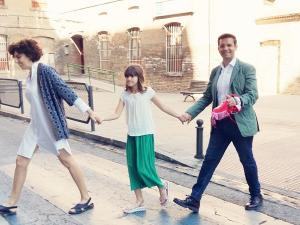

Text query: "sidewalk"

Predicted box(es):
[1, 77, 300, 200]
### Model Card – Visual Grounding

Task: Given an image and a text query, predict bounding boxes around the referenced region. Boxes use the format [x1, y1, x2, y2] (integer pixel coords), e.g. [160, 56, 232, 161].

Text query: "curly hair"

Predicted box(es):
[8, 39, 43, 62]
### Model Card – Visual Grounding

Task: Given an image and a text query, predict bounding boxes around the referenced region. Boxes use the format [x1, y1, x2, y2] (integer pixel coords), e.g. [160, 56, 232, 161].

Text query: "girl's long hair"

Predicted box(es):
[124, 64, 147, 93]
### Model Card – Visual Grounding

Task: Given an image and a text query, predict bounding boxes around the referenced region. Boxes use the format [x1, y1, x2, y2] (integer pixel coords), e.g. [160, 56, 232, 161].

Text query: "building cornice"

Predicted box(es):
[153, 12, 193, 21]
[256, 13, 300, 25]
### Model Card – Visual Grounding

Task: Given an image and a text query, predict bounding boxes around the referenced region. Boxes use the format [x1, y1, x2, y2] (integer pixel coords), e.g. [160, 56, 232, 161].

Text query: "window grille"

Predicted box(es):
[164, 22, 183, 74]
[128, 27, 141, 64]
[98, 31, 110, 70]
[31, 0, 47, 10]
[0, 34, 9, 71]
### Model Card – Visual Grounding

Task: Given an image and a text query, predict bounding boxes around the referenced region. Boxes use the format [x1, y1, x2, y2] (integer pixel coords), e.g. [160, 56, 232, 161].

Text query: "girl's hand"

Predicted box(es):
[87, 110, 102, 124]
[178, 113, 192, 124]
[176, 114, 184, 124]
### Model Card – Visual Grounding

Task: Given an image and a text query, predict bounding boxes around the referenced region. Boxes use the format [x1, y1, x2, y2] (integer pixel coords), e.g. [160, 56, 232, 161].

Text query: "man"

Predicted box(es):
[174, 33, 263, 213]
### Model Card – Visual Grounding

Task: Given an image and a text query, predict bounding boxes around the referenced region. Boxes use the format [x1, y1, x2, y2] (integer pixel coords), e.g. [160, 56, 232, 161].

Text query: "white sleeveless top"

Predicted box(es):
[120, 87, 155, 136]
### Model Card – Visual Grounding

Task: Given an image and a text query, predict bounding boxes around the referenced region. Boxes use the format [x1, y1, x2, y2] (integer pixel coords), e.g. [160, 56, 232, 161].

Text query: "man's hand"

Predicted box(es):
[226, 95, 237, 107]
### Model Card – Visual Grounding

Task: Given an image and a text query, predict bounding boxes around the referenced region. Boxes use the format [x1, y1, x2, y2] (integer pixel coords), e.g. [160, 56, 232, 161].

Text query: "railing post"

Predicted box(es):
[88, 85, 95, 132]
[195, 119, 204, 159]
[87, 66, 91, 86]
[67, 64, 71, 81]
[112, 72, 116, 93]
[18, 81, 24, 114]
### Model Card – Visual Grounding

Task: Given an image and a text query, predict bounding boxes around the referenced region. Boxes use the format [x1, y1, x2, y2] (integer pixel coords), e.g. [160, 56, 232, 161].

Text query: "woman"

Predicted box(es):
[0, 39, 101, 215]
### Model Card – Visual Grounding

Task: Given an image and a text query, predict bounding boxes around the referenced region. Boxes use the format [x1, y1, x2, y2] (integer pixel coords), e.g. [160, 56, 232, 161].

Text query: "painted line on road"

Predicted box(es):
[0, 216, 10, 225]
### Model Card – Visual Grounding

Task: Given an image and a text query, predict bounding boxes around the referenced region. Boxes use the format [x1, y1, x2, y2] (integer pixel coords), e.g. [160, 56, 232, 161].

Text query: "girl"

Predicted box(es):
[0, 39, 100, 215]
[101, 65, 182, 213]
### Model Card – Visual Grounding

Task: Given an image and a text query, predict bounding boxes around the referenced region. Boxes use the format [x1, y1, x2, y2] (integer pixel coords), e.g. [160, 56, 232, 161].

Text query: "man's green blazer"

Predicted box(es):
[186, 59, 259, 137]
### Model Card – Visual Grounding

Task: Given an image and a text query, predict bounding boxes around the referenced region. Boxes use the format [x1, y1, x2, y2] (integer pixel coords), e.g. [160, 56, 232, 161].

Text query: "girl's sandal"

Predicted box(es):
[160, 182, 169, 206]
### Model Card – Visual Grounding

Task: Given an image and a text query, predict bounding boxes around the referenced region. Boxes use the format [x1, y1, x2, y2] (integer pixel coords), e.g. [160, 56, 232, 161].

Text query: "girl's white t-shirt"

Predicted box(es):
[120, 87, 155, 136]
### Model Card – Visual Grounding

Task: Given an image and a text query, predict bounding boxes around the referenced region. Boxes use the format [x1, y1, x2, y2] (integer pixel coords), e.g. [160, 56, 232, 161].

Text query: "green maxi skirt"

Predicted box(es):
[126, 134, 164, 190]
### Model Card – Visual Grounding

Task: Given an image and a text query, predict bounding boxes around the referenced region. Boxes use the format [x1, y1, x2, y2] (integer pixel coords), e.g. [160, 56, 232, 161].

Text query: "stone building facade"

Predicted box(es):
[1, 0, 300, 94]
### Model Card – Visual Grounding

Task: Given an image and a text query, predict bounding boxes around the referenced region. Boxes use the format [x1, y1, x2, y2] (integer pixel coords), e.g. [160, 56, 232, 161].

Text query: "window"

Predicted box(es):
[128, 6, 139, 10]
[164, 22, 183, 74]
[127, 27, 141, 64]
[98, 31, 110, 70]
[0, 34, 9, 71]
[98, 12, 108, 16]
[0, 0, 5, 6]
[264, 0, 276, 4]
[31, 0, 47, 10]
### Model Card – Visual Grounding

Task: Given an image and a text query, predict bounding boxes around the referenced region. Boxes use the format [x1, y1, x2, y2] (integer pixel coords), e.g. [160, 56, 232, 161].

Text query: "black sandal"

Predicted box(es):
[0, 205, 17, 215]
[68, 198, 94, 215]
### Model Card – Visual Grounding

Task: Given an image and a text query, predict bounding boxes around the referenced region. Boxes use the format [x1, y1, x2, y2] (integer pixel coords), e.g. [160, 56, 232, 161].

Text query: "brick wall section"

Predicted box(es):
[84, 32, 129, 87]
[54, 39, 83, 76]
[0, 0, 195, 92]
[83, 36, 100, 70]
[141, 29, 193, 92]
[82, 28, 194, 92]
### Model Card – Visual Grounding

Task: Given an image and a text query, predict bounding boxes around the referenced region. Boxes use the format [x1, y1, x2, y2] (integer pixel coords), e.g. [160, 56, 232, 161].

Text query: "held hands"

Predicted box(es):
[177, 113, 192, 124]
[87, 109, 102, 125]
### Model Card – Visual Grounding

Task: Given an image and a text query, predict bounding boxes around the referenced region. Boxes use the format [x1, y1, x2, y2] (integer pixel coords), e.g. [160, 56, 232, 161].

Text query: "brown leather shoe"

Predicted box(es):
[173, 196, 200, 213]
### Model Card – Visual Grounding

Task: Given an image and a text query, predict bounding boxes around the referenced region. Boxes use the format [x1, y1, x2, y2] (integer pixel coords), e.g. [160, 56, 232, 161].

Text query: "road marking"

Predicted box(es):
[0, 216, 10, 225]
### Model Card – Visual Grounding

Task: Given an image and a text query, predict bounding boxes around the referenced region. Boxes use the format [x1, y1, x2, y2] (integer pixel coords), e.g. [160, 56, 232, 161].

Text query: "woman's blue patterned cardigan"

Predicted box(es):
[37, 63, 78, 141]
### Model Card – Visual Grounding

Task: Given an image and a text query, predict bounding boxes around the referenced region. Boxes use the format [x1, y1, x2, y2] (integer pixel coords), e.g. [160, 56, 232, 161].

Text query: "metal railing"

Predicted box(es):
[64, 81, 95, 131]
[66, 63, 116, 93]
[0, 78, 95, 131]
[0, 78, 24, 114]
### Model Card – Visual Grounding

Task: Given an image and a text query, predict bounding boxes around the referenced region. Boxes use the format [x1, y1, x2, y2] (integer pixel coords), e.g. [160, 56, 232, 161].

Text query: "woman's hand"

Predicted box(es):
[87, 109, 102, 124]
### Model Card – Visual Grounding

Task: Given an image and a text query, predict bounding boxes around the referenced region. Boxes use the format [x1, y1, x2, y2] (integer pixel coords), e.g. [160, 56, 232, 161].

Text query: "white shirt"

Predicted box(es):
[120, 87, 155, 136]
[17, 62, 90, 158]
[217, 58, 236, 105]
[217, 58, 241, 107]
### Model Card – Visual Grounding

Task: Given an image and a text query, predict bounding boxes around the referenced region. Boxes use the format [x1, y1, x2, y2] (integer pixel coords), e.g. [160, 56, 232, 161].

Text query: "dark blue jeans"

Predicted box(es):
[191, 118, 261, 201]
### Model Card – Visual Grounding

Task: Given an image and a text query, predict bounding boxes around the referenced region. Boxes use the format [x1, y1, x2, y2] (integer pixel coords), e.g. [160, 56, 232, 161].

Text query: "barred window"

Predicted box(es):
[165, 22, 183, 74]
[264, 0, 275, 4]
[0, 0, 5, 6]
[128, 27, 141, 64]
[0, 34, 9, 71]
[31, 0, 47, 10]
[98, 31, 110, 70]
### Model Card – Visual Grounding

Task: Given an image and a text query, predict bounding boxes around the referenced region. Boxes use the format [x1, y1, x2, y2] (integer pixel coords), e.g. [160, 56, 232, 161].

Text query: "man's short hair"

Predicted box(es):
[218, 33, 237, 46]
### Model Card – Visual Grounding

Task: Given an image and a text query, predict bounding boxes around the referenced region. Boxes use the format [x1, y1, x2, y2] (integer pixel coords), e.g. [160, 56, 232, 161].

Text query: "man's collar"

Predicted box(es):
[221, 57, 237, 69]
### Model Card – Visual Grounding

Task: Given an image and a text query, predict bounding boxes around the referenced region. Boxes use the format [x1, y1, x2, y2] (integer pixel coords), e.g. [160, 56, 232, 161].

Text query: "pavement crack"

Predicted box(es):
[214, 209, 239, 223]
